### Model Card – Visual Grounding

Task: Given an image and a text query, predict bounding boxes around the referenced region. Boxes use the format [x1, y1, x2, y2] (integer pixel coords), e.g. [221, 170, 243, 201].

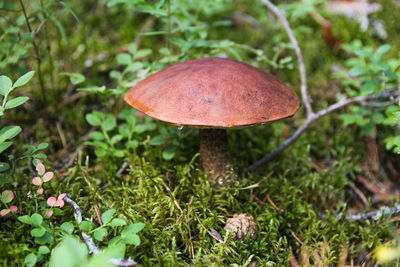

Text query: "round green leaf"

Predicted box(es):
[38, 245, 50, 255]
[101, 209, 115, 224]
[60, 222, 74, 234]
[149, 135, 171, 146]
[31, 227, 46, 237]
[79, 221, 92, 232]
[109, 218, 127, 227]
[24, 253, 37, 267]
[122, 222, 145, 236]
[1, 190, 14, 204]
[86, 114, 102, 126]
[101, 116, 116, 132]
[18, 215, 33, 224]
[94, 228, 108, 241]
[90, 131, 105, 141]
[31, 213, 43, 226]
[124, 233, 140, 246]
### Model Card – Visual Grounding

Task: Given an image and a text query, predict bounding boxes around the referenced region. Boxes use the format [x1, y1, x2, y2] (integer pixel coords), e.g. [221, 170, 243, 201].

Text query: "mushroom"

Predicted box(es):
[124, 57, 299, 183]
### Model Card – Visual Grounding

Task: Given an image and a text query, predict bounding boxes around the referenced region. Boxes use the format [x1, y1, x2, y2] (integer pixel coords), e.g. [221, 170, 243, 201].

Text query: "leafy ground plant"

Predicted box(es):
[2, 0, 400, 265]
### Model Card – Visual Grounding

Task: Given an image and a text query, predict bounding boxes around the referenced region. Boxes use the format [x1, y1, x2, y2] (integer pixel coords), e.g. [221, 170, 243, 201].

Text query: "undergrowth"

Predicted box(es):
[1, 0, 400, 266]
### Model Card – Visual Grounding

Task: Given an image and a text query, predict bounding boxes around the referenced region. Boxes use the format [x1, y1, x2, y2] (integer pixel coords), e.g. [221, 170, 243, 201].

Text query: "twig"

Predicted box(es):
[187, 196, 195, 259]
[63, 195, 137, 266]
[164, 184, 183, 224]
[63, 195, 100, 254]
[194, 213, 224, 243]
[248, 1, 400, 173]
[319, 203, 400, 221]
[261, 0, 312, 116]
[348, 183, 369, 208]
[116, 161, 130, 175]
[289, 229, 303, 245]
[56, 122, 67, 148]
[266, 194, 283, 212]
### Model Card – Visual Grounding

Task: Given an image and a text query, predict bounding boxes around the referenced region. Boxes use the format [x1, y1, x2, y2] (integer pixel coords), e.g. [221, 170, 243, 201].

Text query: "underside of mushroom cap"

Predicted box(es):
[124, 57, 300, 128]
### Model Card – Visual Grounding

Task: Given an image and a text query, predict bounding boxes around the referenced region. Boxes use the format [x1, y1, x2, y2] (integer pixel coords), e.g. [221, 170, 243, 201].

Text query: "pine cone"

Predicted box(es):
[224, 213, 257, 240]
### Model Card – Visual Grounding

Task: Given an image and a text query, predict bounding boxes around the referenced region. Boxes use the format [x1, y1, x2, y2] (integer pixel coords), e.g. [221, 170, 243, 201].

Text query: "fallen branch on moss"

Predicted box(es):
[247, 0, 400, 173]
[63, 195, 137, 267]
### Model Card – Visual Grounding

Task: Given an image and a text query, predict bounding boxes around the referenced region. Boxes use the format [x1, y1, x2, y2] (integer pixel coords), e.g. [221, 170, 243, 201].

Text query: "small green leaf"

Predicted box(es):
[85, 141, 108, 149]
[86, 114, 102, 126]
[94, 147, 107, 157]
[31, 227, 46, 237]
[0, 75, 13, 96]
[116, 53, 132, 65]
[33, 153, 47, 159]
[124, 233, 140, 246]
[128, 43, 137, 54]
[102, 209, 115, 224]
[0, 162, 10, 172]
[149, 135, 171, 146]
[376, 44, 391, 58]
[38, 245, 50, 255]
[111, 134, 123, 144]
[18, 215, 33, 224]
[79, 221, 92, 232]
[109, 218, 127, 227]
[122, 222, 145, 236]
[1, 190, 14, 204]
[34, 232, 54, 245]
[13, 71, 35, 88]
[162, 145, 177, 160]
[94, 228, 108, 241]
[349, 65, 370, 76]
[112, 150, 125, 158]
[0, 126, 22, 143]
[4, 96, 29, 109]
[134, 49, 152, 59]
[48, 236, 88, 266]
[126, 62, 144, 72]
[60, 222, 74, 234]
[133, 124, 147, 134]
[24, 253, 37, 267]
[101, 116, 116, 132]
[60, 72, 85, 85]
[31, 213, 43, 226]
[0, 141, 12, 154]
[37, 142, 49, 150]
[90, 131, 105, 141]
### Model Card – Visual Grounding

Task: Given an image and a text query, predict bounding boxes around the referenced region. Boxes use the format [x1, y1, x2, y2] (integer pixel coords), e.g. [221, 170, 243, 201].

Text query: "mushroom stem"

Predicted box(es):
[199, 129, 234, 182]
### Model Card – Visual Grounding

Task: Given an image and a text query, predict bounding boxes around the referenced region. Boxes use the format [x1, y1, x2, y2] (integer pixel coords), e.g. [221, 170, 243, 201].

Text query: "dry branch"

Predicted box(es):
[247, 0, 400, 173]
[63, 195, 137, 266]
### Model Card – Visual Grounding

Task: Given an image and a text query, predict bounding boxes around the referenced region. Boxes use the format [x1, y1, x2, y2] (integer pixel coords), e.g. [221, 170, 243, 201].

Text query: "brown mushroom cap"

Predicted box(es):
[124, 57, 300, 127]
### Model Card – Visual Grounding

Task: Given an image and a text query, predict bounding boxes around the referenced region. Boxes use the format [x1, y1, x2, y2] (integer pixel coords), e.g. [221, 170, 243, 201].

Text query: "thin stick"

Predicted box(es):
[261, 0, 312, 116]
[248, 0, 400, 173]
[187, 196, 195, 259]
[116, 161, 130, 175]
[247, 90, 399, 172]
[194, 213, 224, 243]
[56, 122, 67, 148]
[164, 184, 183, 224]
[63, 195, 137, 266]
